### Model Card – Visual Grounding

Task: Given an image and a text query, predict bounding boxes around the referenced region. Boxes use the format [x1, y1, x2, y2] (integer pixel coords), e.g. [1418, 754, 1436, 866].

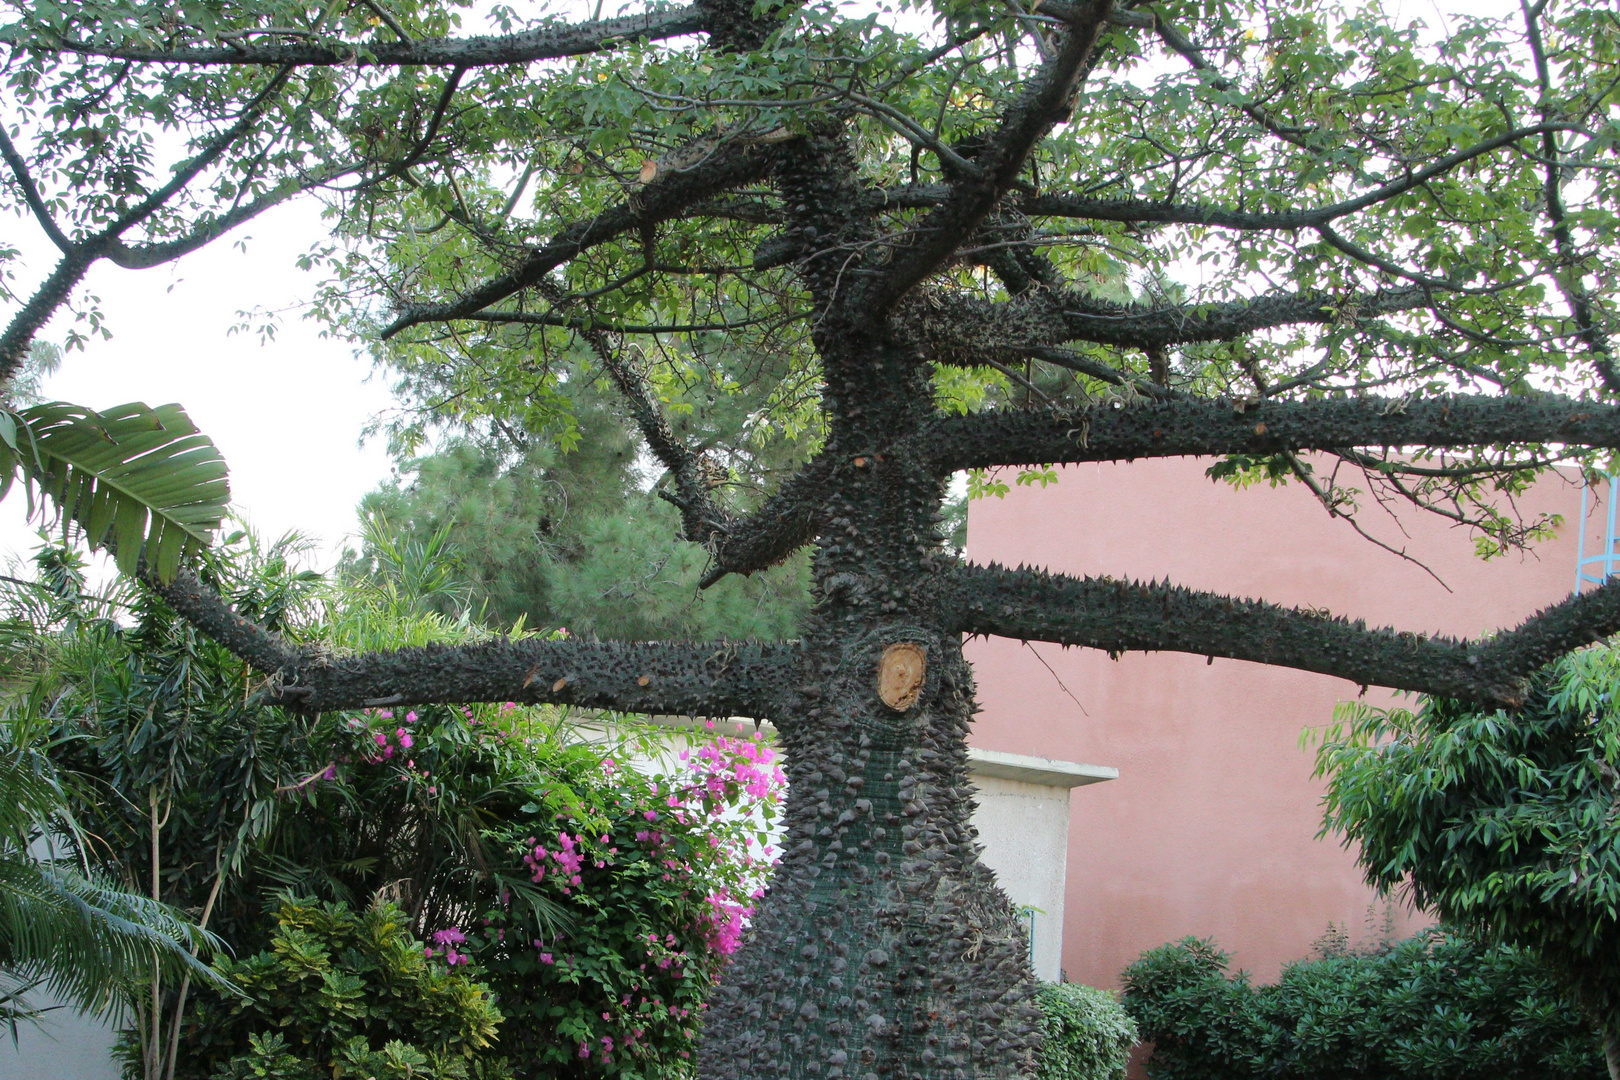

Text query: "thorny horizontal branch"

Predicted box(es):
[30, 6, 709, 67]
[154, 568, 795, 716]
[945, 562, 1620, 706]
[899, 283, 1427, 360]
[921, 393, 1620, 471]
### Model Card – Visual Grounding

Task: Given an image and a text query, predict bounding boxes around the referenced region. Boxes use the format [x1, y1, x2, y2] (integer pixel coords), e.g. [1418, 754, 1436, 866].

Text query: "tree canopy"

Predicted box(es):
[10, 0, 1620, 1077]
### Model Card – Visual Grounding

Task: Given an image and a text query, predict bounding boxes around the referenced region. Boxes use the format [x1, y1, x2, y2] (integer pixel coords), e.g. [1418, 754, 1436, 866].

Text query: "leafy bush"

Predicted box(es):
[1035, 983, 1137, 1080]
[173, 897, 508, 1080]
[1121, 932, 1605, 1080]
[1317, 645, 1620, 1048]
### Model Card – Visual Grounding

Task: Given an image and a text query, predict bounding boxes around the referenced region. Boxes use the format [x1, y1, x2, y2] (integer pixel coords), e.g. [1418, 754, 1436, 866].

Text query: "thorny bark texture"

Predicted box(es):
[37, 3, 1620, 1080]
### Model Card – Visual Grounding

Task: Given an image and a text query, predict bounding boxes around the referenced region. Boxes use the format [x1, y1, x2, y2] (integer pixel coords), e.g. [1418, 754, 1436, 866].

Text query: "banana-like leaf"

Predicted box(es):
[0, 402, 230, 582]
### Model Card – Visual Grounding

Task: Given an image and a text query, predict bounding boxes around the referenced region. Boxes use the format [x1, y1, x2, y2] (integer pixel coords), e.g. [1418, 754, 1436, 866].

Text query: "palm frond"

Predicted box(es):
[0, 859, 228, 1021]
[0, 402, 230, 583]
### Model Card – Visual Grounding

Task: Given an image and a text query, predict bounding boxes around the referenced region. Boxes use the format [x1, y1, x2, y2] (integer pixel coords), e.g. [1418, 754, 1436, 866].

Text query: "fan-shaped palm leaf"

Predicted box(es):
[0, 859, 226, 1021]
[0, 402, 230, 583]
[0, 740, 227, 1027]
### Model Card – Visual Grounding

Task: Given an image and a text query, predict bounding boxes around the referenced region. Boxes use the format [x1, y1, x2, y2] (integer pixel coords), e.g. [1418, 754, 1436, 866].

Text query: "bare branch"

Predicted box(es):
[945, 562, 1620, 706]
[462, 309, 790, 335]
[381, 139, 783, 337]
[0, 66, 296, 381]
[1012, 123, 1574, 230]
[37, 7, 709, 68]
[871, 1, 1110, 309]
[0, 125, 74, 254]
[104, 165, 358, 270]
[920, 393, 1620, 471]
[541, 278, 737, 551]
[1520, 1, 1620, 393]
[1149, 6, 1321, 151]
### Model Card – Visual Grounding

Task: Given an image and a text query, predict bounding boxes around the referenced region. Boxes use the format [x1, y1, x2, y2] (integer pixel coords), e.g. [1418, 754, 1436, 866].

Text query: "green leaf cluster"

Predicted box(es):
[1121, 932, 1605, 1079]
[1317, 643, 1620, 1040]
[0, 401, 228, 582]
[176, 896, 508, 1080]
[1033, 983, 1137, 1080]
[0, 723, 223, 1032]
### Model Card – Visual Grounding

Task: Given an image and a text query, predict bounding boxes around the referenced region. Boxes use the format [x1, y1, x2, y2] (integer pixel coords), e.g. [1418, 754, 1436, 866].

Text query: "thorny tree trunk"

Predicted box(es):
[703, 634, 1039, 1080]
[701, 238, 1041, 1075]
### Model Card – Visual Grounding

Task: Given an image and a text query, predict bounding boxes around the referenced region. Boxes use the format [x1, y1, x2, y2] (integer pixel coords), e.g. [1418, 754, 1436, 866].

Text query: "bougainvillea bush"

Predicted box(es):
[10, 535, 785, 1077]
[463, 725, 784, 1080]
[256, 699, 785, 1080]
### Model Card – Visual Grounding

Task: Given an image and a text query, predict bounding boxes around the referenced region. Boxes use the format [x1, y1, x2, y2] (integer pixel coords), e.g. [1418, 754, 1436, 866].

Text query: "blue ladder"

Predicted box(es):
[1576, 474, 1620, 594]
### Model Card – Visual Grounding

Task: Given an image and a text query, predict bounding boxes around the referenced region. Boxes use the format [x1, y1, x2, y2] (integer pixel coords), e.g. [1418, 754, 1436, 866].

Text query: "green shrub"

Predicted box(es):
[1035, 983, 1137, 1080]
[1121, 931, 1605, 1080]
[171, 897, 509, 1080]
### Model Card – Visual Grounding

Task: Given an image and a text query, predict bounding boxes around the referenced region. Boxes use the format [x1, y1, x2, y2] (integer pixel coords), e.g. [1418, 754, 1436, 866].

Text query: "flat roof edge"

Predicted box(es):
[967, 747, 1118, 788]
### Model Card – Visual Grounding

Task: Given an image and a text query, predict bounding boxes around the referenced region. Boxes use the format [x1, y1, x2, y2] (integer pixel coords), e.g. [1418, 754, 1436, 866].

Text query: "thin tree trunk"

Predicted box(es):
[147, 791, 163, 1080]
[163, 844, 226, 1080]
[1605, 1028, 1619, 1080]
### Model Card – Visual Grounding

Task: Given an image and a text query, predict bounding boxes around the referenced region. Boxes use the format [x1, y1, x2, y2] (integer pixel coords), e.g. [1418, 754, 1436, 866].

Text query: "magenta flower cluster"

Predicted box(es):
[425, 927, 470, 966]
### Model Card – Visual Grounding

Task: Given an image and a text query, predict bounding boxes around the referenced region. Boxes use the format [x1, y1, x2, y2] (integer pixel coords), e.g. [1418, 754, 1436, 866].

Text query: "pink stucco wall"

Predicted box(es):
[964, 457, 1599, 989]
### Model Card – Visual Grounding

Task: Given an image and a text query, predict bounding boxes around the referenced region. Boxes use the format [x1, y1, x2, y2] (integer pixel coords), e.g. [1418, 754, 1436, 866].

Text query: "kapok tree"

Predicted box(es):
[9, 0, 1620, 1077]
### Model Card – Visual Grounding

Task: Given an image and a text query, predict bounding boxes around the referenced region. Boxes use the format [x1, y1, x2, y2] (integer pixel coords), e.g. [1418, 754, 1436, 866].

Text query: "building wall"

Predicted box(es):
[970, 774, 1075, 982]
[964, 456, 1598, 988]
[0, 994, 119, 1080]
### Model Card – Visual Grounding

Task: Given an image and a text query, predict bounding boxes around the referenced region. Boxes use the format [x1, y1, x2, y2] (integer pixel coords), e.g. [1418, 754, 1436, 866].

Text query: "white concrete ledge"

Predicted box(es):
[967, 747, 1118, 788]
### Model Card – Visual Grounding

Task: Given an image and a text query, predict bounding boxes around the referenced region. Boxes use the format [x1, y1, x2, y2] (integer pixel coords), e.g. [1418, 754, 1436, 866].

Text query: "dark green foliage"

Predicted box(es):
[1033, 983, 1136, 1080]
[1318, 645, 1620, 1042]
[0, 715, 223, 1030]
[174, 896, 507, 1080]
[354, 438, 810, 641]
[353, 349, 813, 642]
[1121, 932, 1605, 1080]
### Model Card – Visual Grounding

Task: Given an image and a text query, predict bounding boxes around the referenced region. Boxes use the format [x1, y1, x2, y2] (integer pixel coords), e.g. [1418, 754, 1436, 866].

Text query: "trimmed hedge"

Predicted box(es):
[1121, 931, 1605, 1080]
[1035, 983, 1137, 1080]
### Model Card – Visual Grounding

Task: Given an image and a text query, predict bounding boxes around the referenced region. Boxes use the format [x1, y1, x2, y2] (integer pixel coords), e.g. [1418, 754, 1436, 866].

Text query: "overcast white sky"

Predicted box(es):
[1, 197, 398, 576]
[0, 0, 1522, 580]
